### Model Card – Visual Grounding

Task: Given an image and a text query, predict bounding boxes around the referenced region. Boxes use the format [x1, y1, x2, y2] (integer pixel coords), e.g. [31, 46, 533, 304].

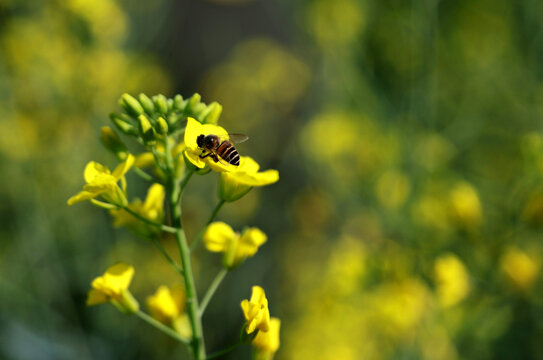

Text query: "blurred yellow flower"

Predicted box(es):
[87, 263, 139, 313]
[376, 170, 411, 210]
[183, 117, 231, 172]
[67, 154, 135, 207]
[219, 156, 279, 202]
[241, 285, 271, 334]
[253, 317, 281, 359]
[110, 183, 165, 236]
[434, 254, 471, 307]
[307, 0, 366, 47]
[449, 182, 482, 227]
[203, 222, 267, 268]
[500, 248, 540, 291]
[373, 279, 429, 336]
[147, 285, 192, 338]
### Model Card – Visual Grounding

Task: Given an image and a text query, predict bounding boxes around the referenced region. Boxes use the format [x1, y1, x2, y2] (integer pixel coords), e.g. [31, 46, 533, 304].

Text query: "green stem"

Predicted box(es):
[178, 170, 194, 203]
[133, 166, 155, 182]
[206, 342, 242, 360]
[190, 200, 225, 252]
[135, 310, 189, 345]
[119, 206, 177, 233]
[169, 182, 206, 359]
[163, 134, 205, 359]
[151, 237, 184, 276]
[198, 268, 228, 317]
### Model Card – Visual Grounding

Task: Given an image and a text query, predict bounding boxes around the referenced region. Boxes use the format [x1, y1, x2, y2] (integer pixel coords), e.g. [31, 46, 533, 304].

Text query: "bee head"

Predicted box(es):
[196, 134, 205, 148]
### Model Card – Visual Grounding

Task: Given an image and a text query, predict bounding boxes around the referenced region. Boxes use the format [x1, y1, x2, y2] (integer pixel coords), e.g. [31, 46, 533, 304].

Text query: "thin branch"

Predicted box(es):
[135, 310, 189, 345]
[177, 170, 194, 203]
[190, 200, 225, 252]
[133, 166, 155, 182]
[151, 237, 184, 276]
[206, 342, 242, 360]
[198, 268, 228, 317]
[119, 206, 177, 233]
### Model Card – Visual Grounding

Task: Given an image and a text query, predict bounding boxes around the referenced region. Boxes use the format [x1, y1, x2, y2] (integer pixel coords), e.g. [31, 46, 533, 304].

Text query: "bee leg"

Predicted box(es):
[199, 151, 212, 159]
[212, 154, 219, 163]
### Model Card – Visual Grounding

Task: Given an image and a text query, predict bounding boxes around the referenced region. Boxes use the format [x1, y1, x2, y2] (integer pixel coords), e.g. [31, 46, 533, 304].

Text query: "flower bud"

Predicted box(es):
[153, 94, 169, 115]
[201, 102, 223, 124]
[186, 93, 201, 113]
[138, 93, 155, 115]
[173, 94, 186, 111]
[120, 93, 144, 117]
[167, 113, 181, 128]
[156, 116, 169, 135]
[101, 126, 128, 160]
[110, 113, 137, 135]
[138, 114, 156, 144]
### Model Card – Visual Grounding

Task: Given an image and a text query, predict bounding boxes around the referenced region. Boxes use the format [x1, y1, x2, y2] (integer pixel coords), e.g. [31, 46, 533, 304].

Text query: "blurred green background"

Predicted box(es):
[1, 0, 543, 359]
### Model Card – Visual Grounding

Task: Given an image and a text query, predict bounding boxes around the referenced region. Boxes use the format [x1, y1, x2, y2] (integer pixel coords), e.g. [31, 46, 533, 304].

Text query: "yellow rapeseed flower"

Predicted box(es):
[110, 183, 165, 236]
[500, 248, 540, 291]
[147, 285, 192, 338]
[87, 263, 139, 313]
[449, 182, 482, 227]
[219, 156, 279, 202]
[183, 117, 231, 172]
[253, 317, 281, 359]
[203, 222, 267, 268]
[67, 154, 135, 207]
[434, 254, 471, 307]
[241, 285, 271, 334]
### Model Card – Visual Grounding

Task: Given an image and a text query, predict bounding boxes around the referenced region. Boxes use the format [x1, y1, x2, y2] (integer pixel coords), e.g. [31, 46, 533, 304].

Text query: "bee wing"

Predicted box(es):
[226, 133, 249, 144]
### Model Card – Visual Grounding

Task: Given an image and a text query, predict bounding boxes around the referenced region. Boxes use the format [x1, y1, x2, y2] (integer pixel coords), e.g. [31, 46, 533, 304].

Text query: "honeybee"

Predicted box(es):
[196, 133, 248, 166]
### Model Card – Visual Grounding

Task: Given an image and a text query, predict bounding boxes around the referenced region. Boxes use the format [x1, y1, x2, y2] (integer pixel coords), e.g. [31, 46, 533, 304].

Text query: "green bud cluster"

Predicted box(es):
[109, 93, 223, 145]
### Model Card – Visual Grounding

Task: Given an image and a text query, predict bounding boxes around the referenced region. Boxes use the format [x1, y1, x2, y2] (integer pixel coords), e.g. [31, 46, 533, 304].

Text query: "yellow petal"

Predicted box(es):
[250, 285, 267, 305]
[253, 317, 281, 353]
[67, 190, 98, 205]
[184, 149, 206, 169]
[237, 228, 267, 258]
[238, 156, 261, 173]
[241, 286, 271, 333]
[84, 161, 111, 183]
[173, 314, 193, 339]
[184, 117, 204, 149]
[86, 288, 108, 306]
[91, 263, 135, 298]
[207, 158, 235, 173]
[134, 152, 155, 168]
[142, 183, 165, 220]
[83, 173, 118, 191]
[203, 222, 236, 252]
[221, 156, 279, 187]
[184, 117, 230, 150]
[201, 123, 228, 138]
[112, 154, 135, 179]
[147, 285, 180, 322]
[226, 169, 279, 187]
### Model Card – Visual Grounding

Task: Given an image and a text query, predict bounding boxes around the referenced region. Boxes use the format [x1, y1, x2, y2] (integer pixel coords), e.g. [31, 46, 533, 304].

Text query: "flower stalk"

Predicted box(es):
[168, 177, 206, 359]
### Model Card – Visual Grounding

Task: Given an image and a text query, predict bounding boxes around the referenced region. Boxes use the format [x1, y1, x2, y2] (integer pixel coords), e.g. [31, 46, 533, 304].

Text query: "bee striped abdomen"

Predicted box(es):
[217, 141, 240, 166]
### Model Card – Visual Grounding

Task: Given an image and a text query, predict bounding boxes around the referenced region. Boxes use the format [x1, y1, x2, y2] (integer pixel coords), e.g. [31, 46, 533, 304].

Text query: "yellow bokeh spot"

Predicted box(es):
[500, 248, 540, 291]
[376, 170, 411, 210]
[434, 254, 471, 307]
[449, 182, 483, 227]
